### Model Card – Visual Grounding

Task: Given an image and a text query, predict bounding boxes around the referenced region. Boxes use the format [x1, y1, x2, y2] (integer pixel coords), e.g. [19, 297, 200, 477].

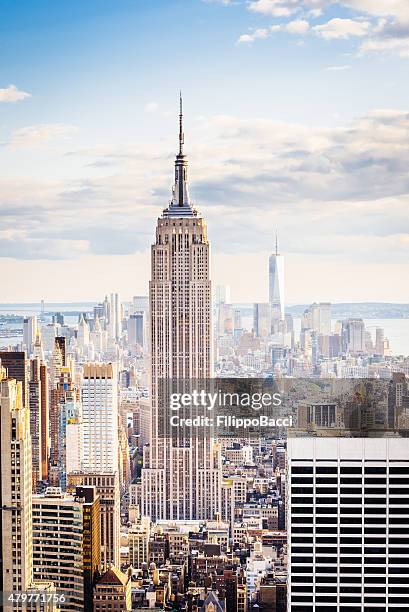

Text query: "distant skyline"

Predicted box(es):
[1, 0, 409, 302]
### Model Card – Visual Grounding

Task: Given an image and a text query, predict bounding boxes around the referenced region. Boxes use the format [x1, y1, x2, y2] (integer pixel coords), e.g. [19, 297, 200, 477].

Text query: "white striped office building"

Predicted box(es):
[288, 437, 409, 611]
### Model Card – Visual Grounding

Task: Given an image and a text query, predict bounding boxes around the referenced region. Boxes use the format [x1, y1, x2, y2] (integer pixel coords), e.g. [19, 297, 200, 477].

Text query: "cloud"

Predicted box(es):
[285, 19, 310, 34]
[0, 233, 88, 259]
[313, 18, 370, 39]
[144, 101, 159, 113]
[360, 17, 409, 57]
[248, 0, 409, 21]
[235, 0, 409, 56]
[0, 84, 31, 103]
[237, 28, 270, 44]
[248, 0, 299, 17]
[1, 109, 409, 263]
[9, 124, 78, 148]
[344, 1, 409, 21]
[237, 20, 309, 44]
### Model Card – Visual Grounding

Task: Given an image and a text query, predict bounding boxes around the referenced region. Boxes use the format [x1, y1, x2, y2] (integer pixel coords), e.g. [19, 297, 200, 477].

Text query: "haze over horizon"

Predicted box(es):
[1, 0, 409, 302]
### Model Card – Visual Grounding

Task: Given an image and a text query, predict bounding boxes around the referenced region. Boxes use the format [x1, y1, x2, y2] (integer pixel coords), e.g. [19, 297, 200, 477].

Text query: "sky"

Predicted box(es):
[1, 0, 409, 304]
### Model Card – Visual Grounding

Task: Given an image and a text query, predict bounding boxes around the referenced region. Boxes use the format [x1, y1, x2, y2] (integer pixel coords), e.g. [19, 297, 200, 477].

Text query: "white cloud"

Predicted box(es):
[144, 101, 159, 113]
[237, 28, 270, 44]
[361, 36, 409, 57]
[313, 18, 370, 39]
[2, 108, 409, 266]
[2, 107, 409, 302]
[0, 84, 31, 103]
[9, 124, 78, 148]
[248, 0, 298, 17]
[285, 19, 310, 34]
[236, 0, 409, 56]
[344, 1, 409, 21]
[238, 20, 309, 44]
[359, 17, 409, 57]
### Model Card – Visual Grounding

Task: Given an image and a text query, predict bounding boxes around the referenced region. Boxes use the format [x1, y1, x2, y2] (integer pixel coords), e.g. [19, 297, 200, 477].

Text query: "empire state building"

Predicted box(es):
[141, 96, 222, 521]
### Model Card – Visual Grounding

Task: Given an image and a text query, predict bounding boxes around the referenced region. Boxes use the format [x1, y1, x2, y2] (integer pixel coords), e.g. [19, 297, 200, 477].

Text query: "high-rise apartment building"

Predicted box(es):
[253, 302, 271, 339]
[68, 472, 120, 571]
[375, 327, 385, 356]
[141, 96, 222, 521]
[128, 517, 150, 568]
[217, 302, 234, 338]
[29, 357, 42, 489]
[59, 391, 82, 489]
[74, 486, 101, 611]
[342, 319, 366, 355]
[108, 293, 121, 341]
[0, 365, 33, 594]
[39, 362, 50, 482]
[23, 315, 37, 357]
[50, 365, 75, 486]
[49, 338, 66, 471]
[303, 302, 331, 336]
[288, 437, 409, 611]
[127, 313, 144, 349]
[269, 236, 285, 326]
[0, 350, 28, 407]
[81, 362, 119, 473]
[77, 314, 90, 348]
[32, 487, 84, 611]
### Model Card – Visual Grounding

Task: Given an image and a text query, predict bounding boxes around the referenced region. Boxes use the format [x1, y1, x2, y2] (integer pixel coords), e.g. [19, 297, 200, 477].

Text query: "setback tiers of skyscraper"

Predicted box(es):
[141, 96, 222, 521]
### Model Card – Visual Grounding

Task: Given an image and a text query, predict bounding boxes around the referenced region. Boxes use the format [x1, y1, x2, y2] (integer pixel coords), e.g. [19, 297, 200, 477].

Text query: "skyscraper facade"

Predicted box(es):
[23, 316, 37, 357]
[269, 237, 285, 327]
[74, 486, 101, 611]
[29, 357, 42, 489]
[32, 487, 84, 611]
[0, 365, 33, 594]
[288, 437, 409, 610]
[39, 362, 50, 482]
[68, 472, 120, 571]
[253, 302, 271, 339]
[141, 97, 222, 521]
[81, 362, 119, 473]
[0, 350, 28, 408]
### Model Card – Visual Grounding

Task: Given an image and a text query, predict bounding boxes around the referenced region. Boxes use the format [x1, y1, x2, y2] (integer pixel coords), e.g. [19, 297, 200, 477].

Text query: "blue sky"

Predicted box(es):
[1, 0, 409, 302]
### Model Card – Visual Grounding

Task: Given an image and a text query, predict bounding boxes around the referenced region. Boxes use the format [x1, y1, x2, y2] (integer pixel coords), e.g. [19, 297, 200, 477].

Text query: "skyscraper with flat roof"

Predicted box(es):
[81, 362, 119, 473]
[288, 437, 409, 611]
[0, 350, 28, 407]
[32, 487, 84, 611]
[0, 365, 33, 594]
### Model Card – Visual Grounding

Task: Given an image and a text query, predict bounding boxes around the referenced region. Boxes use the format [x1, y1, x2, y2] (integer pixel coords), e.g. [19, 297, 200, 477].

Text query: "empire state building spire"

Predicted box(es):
[163, 93, 197, 217]
[179, 90, 184, 155]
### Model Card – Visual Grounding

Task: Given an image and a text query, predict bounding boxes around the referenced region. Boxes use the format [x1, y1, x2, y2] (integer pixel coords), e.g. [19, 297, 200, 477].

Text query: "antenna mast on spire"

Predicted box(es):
[275, 231, 278, 256]
[179, 90, 184, 155]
